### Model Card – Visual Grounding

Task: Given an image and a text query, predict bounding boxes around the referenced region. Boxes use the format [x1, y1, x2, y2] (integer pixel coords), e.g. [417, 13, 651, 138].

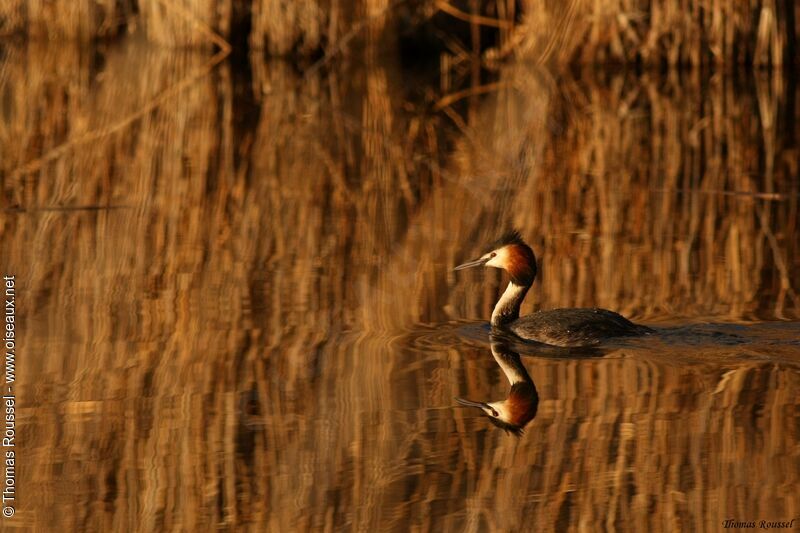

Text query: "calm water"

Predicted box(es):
[1, 36, 799, 531]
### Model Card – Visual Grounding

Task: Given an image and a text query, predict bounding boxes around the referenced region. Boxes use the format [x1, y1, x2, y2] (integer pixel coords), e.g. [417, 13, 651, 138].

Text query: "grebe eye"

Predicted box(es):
[491, 409, 498, 416]
[490, 252, 496, 258]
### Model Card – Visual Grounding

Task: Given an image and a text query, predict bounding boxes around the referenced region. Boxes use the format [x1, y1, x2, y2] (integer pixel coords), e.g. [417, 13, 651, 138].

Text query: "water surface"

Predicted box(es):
[1, 37, 799, 531]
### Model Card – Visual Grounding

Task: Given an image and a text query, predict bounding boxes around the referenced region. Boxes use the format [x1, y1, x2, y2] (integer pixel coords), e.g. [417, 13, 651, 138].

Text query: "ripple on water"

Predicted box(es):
[401, 319, 800, 368]
[396, 321, 482, 353]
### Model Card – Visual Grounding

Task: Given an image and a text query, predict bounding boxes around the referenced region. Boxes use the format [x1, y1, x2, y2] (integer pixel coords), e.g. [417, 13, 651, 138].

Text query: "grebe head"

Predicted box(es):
[456, 382, 538, 436]
[454, 229, 537, 286]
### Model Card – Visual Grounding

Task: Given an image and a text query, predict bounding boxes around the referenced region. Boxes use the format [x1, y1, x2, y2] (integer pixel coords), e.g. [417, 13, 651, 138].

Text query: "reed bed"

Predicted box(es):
[440, 65, 799, 323]
[0, 0, 131, 40]
[518, 0, 799, 66]
[2, 0, 797, 66]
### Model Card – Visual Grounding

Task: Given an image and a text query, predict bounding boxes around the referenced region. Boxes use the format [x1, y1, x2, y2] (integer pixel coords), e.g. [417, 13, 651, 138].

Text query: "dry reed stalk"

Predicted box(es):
[250, 0, 328, 55]
[515, 0, 798, 66]
[137, 0, 231, 49]
[0, 0, 25, 36]
[0, 0, 131, 40]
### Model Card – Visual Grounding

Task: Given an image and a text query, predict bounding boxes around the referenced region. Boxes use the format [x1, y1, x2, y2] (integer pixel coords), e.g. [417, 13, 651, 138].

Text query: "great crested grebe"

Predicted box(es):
[456, 338, 538, 435]
[455, 230, 653, 347]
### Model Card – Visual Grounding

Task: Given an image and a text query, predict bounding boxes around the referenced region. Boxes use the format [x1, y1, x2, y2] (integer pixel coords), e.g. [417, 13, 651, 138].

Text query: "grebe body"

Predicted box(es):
[455, 230, 652, 348]
[506, 307, 650, 347]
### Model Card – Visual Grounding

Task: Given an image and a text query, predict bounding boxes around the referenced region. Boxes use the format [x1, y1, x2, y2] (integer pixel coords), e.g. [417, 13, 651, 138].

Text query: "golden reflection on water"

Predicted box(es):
[1, 37, 799, 531]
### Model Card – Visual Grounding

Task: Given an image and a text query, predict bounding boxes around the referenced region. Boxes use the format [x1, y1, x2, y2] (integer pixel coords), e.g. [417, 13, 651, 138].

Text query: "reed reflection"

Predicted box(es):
[2, 37, 799, 532]
[456, 336, 539, 436]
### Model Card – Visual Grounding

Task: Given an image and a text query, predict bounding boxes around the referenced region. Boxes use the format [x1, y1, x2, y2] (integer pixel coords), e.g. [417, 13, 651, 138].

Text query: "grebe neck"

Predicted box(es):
[491, 282, 530, 327]
[490, 341, 532, 385]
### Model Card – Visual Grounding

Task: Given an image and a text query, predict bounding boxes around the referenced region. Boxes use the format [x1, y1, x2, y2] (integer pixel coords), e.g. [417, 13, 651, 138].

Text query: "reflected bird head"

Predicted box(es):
[455, 336, 539, 436]
[456, 382, 538, 436]
[454, 229, 537, 286]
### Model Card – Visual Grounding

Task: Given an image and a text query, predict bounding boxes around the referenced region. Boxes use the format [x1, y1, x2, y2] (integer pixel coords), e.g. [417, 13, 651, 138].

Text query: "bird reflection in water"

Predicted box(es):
[456, 337, 539, 436]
